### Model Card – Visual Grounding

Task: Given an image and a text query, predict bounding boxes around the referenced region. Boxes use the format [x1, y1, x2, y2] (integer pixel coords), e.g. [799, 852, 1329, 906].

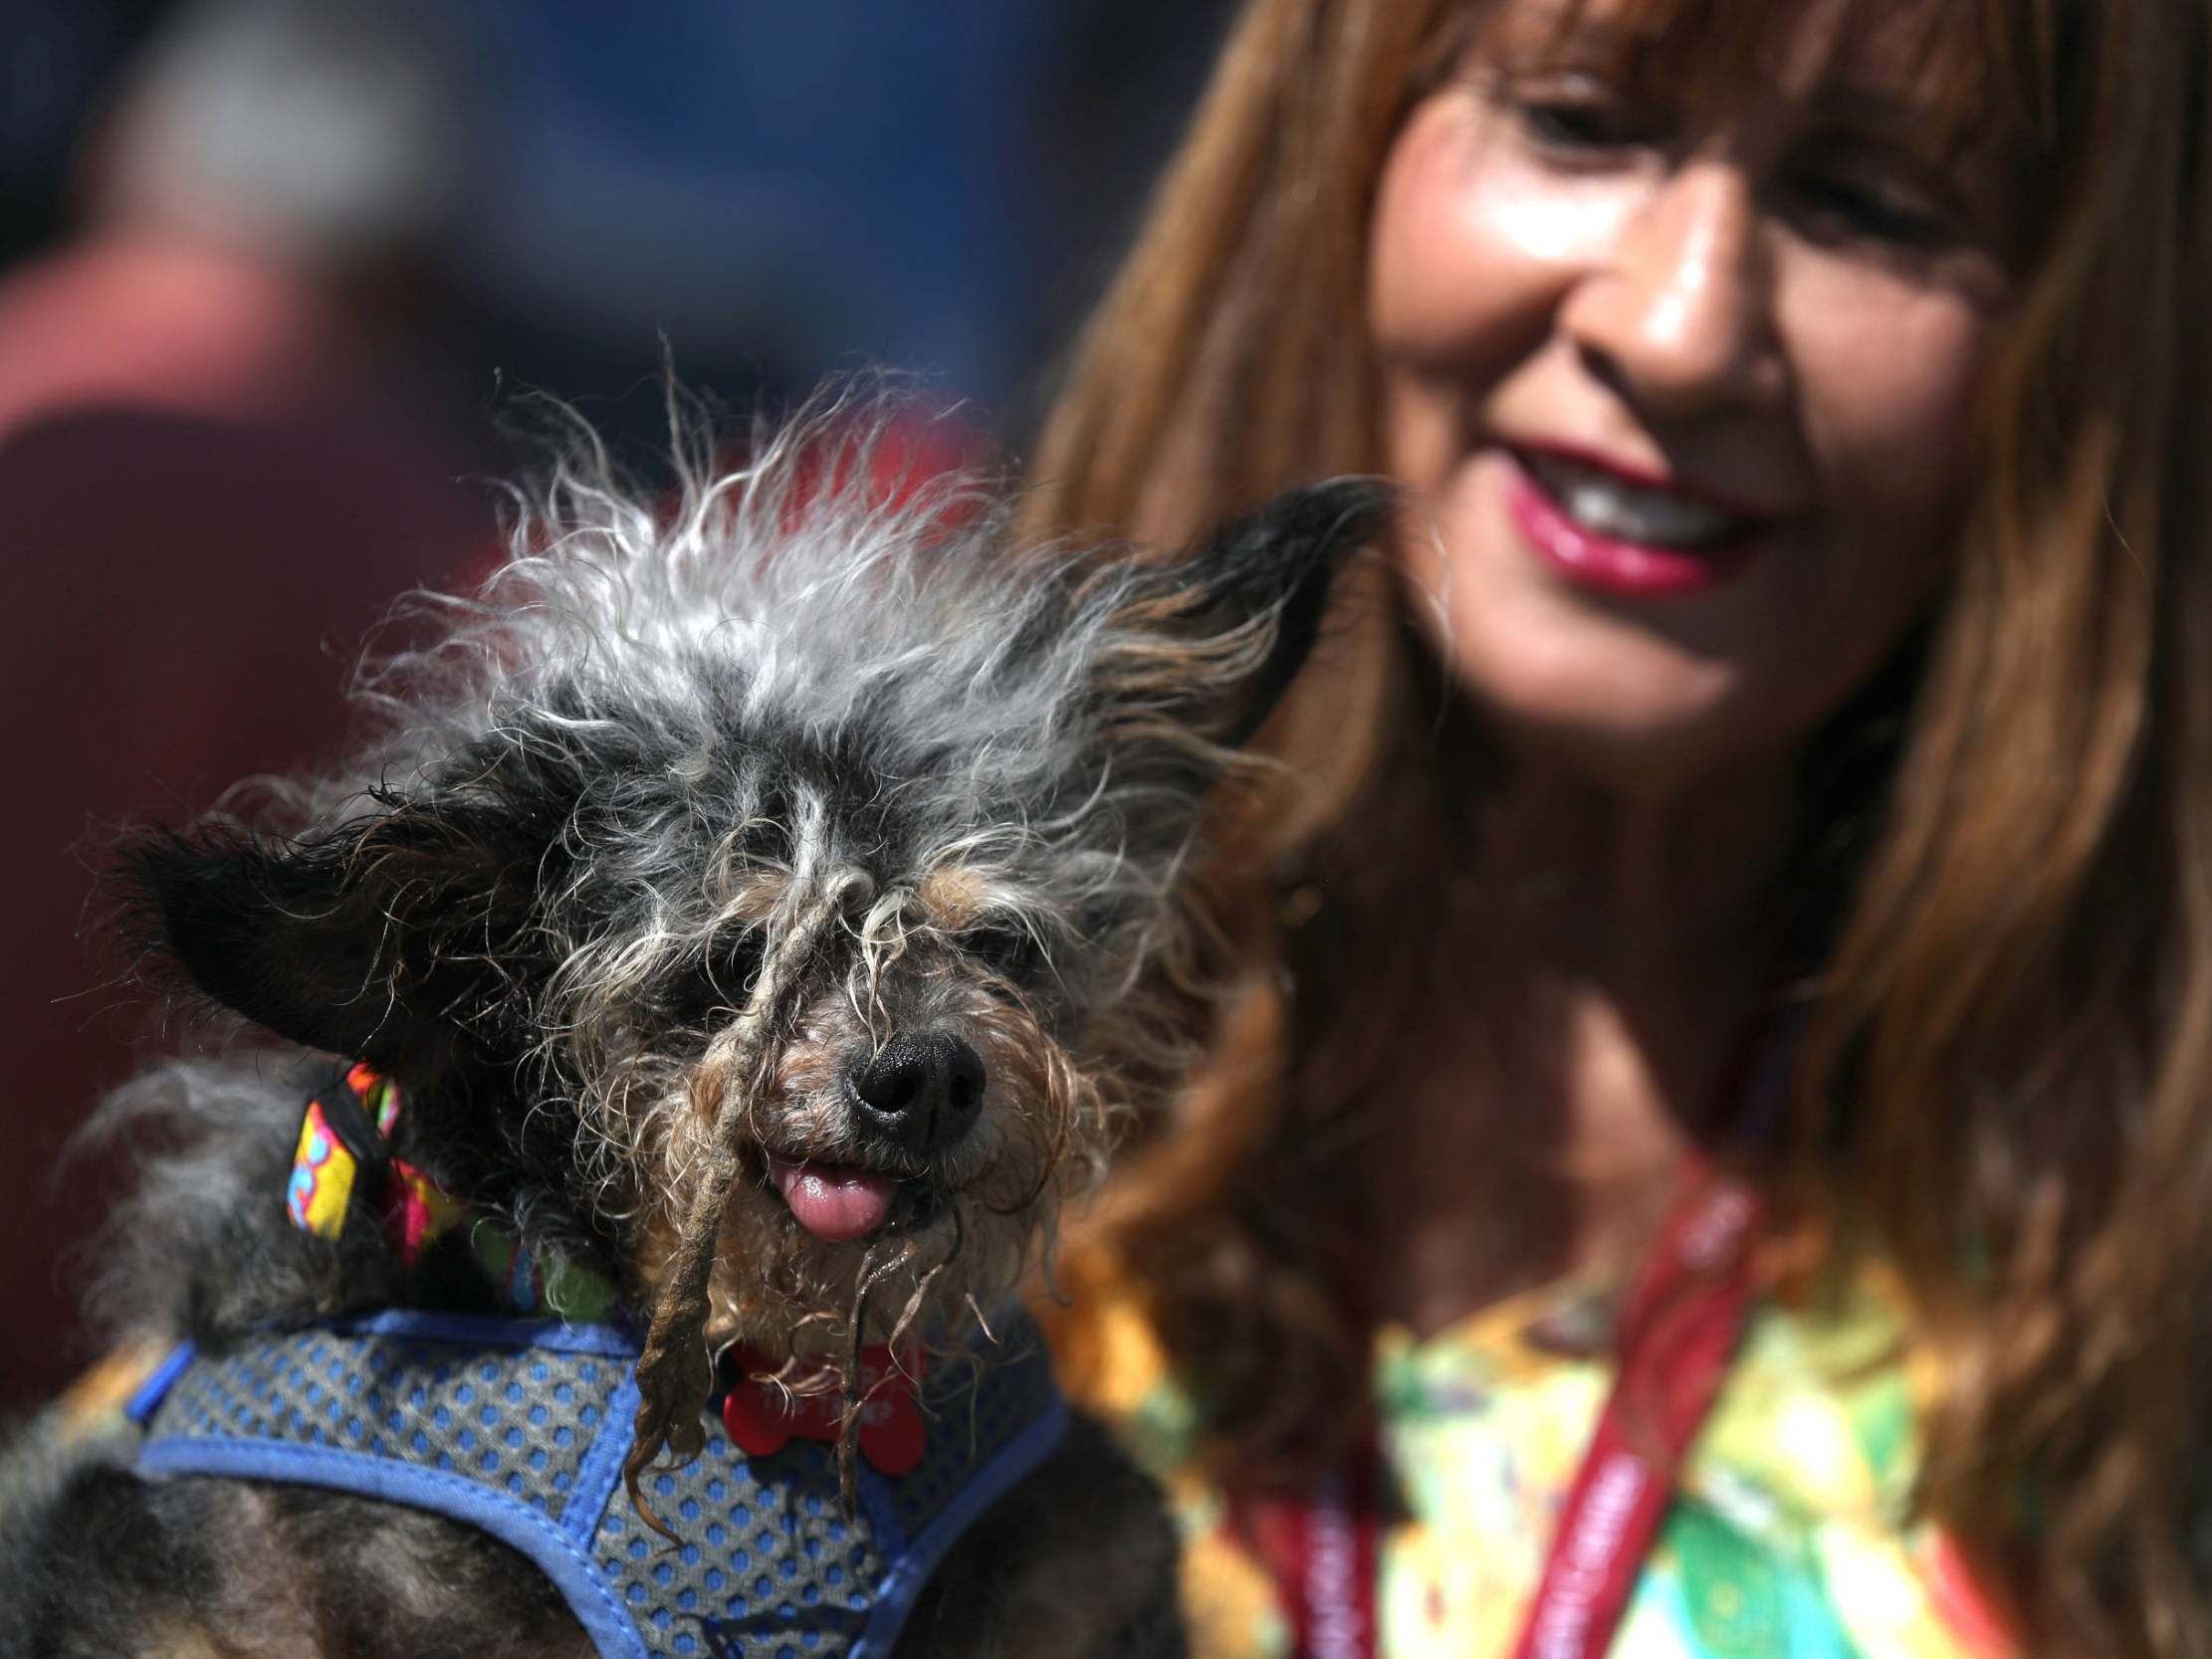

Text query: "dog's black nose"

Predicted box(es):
[851, 1032, 987, 1157]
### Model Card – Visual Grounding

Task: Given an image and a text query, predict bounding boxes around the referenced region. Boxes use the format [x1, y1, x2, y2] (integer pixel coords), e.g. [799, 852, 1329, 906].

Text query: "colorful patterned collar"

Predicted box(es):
[286, 1060, 617, 1322]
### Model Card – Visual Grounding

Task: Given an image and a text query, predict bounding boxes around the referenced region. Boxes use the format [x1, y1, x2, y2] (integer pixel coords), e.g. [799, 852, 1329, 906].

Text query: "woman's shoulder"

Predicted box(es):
[1054, 1279, 1207, 1488]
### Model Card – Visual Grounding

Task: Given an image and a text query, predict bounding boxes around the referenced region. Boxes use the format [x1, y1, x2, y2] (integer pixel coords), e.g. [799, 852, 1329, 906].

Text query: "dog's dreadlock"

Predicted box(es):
[626, 879, 848, 1526]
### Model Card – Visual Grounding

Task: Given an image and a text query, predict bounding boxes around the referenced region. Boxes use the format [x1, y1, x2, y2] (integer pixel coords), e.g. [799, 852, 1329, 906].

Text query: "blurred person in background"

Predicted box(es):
[0, 0, 494, 1411]
[1026, 1, 2212, 1656]
[0, 0, 474, 438]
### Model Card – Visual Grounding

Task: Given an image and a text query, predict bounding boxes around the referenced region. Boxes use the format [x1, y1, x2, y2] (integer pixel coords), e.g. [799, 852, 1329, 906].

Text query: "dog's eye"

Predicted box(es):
[705, 936, 764, 996]
[961, 921, 1042, 981]
[1076, 899, 1124, 939]
[666, 936, 763, 1027]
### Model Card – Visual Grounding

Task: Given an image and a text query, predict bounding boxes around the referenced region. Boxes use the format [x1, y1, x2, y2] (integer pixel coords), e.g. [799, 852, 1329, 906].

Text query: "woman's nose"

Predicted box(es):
[1560, 161, 1782, 417]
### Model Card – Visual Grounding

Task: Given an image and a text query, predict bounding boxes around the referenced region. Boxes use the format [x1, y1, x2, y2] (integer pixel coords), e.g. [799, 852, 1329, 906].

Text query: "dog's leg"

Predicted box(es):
[2, 1419, 591, 1659]
[2, 1416, 317, 1659]
[890, 1413, 1187, 1659]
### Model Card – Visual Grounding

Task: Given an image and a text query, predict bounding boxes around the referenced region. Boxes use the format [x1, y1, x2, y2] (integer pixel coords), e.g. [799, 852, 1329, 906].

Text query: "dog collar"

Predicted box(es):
[286, 1060, 618, 1321]
[720, 1344, 927, 1477]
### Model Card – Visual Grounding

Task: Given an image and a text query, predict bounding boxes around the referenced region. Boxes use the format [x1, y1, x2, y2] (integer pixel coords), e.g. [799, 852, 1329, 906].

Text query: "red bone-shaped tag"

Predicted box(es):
[719, 1345, 926, 1476]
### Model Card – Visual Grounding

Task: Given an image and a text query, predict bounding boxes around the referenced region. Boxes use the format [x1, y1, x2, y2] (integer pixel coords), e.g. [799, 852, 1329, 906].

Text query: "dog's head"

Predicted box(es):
[123, 405, 1388, 1445]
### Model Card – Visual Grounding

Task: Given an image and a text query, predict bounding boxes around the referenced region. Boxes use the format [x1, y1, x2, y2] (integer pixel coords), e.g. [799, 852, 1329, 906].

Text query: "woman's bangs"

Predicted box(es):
[1464, 0, 2048, 166]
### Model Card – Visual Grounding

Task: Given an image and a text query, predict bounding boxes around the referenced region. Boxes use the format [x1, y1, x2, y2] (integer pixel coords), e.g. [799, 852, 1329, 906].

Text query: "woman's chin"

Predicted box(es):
[1423, 607, 1782, 792]
[1482, 701, 1772, 798]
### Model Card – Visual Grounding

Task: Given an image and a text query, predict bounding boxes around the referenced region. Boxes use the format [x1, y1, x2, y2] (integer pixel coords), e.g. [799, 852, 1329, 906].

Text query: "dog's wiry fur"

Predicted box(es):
[1, 387, 1391, 1658]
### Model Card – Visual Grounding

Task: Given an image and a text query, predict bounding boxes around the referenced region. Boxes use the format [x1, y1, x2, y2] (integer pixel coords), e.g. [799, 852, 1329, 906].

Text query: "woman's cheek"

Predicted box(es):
[1367, 93, 1639, 449]
[1784, 256, 1999, 569]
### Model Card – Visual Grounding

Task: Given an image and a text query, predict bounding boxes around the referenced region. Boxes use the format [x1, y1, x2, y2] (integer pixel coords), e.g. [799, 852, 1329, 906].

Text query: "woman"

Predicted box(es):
[1026, 0, 2212, 1655]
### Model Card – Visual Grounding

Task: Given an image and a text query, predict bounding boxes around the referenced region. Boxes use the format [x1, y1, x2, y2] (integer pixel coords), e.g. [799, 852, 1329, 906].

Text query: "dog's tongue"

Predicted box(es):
[768, 1155, 899, 1242]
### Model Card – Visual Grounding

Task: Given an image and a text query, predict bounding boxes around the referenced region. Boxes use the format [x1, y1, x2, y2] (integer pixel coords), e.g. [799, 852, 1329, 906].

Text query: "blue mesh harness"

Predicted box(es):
[126, 1310, 1066, 1659]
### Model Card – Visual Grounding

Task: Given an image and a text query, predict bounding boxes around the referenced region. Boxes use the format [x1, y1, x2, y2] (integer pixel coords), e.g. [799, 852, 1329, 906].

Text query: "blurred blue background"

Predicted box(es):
[0, 0, 1233, 1410]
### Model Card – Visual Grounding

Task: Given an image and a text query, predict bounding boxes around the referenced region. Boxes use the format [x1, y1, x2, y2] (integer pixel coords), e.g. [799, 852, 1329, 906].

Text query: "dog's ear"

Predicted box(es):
[122, 801, 533, 1065]
[1120, 478, 1396, 748]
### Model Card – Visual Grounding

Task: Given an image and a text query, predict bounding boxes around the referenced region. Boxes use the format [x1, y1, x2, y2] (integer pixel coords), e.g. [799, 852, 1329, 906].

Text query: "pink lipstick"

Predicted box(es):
[1503, 446, 1777, 598]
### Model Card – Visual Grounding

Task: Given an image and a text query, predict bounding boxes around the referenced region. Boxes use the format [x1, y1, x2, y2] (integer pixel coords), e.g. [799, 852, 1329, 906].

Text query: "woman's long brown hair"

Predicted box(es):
[1025, 0, 2212, 1652]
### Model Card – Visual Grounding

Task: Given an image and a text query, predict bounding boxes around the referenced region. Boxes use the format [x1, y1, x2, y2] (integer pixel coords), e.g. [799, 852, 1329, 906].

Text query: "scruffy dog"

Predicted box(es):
[0, 396, 1388, 1659]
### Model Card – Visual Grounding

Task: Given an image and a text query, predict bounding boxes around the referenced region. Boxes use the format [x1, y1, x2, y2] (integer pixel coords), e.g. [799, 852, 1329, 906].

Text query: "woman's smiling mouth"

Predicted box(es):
[1504, 444, 1784, 597]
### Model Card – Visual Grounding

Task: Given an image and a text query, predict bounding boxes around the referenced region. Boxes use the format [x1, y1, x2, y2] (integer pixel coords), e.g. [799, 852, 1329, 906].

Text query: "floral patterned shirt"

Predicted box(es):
[1071, 1267, 2019, 1659]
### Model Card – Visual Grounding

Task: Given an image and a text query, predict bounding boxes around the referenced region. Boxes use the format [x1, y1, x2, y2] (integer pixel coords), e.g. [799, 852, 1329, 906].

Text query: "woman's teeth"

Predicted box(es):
[1522, 453, 1746, 549]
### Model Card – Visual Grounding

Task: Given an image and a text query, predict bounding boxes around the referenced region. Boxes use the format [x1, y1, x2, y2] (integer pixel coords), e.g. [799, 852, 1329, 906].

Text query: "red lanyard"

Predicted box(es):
[1243, 1173, 1762, 1659]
